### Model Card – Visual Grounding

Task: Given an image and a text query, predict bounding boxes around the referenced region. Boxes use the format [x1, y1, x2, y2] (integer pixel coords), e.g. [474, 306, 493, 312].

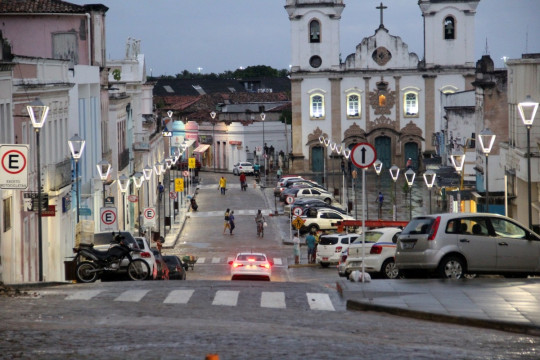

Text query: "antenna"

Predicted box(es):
[484, 38, 489, 55]
[525, 25, 529, 53]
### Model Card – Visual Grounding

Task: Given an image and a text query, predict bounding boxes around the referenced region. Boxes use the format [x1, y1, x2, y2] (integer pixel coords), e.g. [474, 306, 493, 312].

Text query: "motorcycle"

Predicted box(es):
[74, 234, 150, 283]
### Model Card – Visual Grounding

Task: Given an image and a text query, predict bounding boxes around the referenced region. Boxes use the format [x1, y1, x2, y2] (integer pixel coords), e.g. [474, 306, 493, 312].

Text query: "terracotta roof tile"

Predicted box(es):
[0, 0, 87, 13]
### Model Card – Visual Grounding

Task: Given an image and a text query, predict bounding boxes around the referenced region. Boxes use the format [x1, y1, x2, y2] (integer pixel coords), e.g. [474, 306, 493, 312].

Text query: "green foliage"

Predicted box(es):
[279, 109, 292, 125]
[112, 69, 121, 81]
[162, 65, 289, 80]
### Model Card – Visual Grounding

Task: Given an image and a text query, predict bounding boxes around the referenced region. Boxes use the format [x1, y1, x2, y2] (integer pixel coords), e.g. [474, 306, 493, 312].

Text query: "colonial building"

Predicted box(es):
[285, 0, 479, 176]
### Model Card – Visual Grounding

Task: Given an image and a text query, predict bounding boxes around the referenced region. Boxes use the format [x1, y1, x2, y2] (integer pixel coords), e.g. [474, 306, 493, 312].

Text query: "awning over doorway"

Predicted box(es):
[193, 144, 210, 153]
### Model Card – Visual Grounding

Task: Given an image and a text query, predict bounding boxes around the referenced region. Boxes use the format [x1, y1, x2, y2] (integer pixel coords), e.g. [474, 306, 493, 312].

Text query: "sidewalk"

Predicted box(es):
[337, 277, 540, 336]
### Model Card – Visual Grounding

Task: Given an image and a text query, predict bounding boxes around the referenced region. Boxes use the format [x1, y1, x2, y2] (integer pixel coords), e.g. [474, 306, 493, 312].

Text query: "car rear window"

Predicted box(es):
[241, 163, 252, 166]
[401, 218, 435, 235]
[237, 254, 266, 261]
[163, 256, 179, 265]
[319, 236, 338, 245]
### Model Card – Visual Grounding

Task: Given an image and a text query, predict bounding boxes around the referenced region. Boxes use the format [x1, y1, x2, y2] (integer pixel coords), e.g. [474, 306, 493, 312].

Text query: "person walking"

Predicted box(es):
[223, 208, 231, 234]
[228, 210, 235, 235]
[255, 209, 265, 237]
[305, 231, 316, 264]
[293, 232, 301, 264]
[239, 172, 247, 191]
[276, 167, 282, 180]
[219, 176, 227, 195]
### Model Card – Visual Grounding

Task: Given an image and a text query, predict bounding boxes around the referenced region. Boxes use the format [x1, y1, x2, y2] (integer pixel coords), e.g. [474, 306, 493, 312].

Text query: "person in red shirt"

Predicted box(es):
[239, 172, 247, 191]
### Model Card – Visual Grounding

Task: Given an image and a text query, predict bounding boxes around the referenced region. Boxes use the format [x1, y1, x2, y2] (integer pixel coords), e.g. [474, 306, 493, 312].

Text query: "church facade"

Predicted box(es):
[285, 0, 480, 175]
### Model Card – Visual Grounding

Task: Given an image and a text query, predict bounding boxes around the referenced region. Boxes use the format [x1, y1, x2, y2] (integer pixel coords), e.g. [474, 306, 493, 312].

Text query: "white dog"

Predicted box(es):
[349, 270, 371, 283]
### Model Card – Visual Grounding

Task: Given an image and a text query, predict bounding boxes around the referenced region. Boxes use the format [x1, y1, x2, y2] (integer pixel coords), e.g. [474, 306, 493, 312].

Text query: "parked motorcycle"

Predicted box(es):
[74, 234, 150, 283]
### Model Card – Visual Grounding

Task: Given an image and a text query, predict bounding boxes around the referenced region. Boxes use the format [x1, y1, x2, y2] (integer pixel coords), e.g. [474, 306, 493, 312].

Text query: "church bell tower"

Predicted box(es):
[285, 0, 345, 72]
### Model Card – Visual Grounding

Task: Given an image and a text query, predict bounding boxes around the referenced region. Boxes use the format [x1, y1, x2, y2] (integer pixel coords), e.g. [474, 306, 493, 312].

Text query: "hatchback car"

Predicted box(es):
[345, 227, 402, 279]
[233, 162, 254, 175]
[316, 233, 360, 267]
[294, 187, 334, 204]
[297, 208, 355, 234]
[162, 255, 187, 280]
[395, 213, 540, 279]
[228, 252, 273, 281]
[134, 236, 158, 280]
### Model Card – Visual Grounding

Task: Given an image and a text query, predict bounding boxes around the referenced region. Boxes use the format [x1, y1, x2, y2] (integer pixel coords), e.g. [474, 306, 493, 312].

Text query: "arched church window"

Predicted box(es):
[347, 94, 361, 118]
[404, 92, 419, 117]
[309, 20, 321, 43]
[444, 16, 455, 40]
[310, 94, 325, 119]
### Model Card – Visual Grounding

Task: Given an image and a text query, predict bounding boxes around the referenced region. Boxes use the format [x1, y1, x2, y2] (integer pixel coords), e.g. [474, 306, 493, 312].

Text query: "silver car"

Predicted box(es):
[395, 213, 540, 279]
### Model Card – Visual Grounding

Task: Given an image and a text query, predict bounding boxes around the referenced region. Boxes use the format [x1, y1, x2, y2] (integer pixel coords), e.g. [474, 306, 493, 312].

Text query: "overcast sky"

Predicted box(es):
[70, 0, 540, 76]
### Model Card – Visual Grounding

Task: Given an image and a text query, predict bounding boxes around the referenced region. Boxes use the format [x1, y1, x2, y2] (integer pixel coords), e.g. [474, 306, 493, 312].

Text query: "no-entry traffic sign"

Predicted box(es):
[100, 207, 118, 232]
[351, 143, 377, 169]
[0, 145, 29, 189]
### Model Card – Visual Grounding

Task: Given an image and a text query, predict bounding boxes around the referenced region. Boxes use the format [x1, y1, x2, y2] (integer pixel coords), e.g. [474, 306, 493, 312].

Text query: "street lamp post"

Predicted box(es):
[518, 96, 539, 230]
[118, 174, 130, 230]
[261, 111, 266, 185]
[405, 168, 416, 220]
[210, 111, 217, 173]
[154, 161, 164, 235]
[97, 159, 111, 207]
[342, 149, 351, 210]
[143, 164, 153, 208]
[133, 172, 144, 235]
[389, 165, 400, 221]
[68, 134, 86, 223]
[450, 151, 465, 213]
[423, 169, 436, 214]
[27, 98, 49, 282]
[478, 128, 496, 213]
[373, 159, 383, 219]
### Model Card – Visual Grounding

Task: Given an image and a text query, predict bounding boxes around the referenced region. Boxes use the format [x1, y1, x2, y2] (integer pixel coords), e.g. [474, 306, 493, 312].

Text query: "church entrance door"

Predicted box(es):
[375, 136, 391, 170]
[312, 146, 324, 184]
[404, 142, 419, 170]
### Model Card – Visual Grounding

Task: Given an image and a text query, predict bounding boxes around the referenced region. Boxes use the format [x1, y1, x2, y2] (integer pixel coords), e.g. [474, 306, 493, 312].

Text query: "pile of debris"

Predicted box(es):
[0, 282, 29, 297]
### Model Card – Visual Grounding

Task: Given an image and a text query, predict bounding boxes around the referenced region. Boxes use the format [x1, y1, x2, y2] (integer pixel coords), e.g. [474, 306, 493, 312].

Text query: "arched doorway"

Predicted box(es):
[311, 146, 324, 184]
[374, 136, 391, 169]
[404, 142, 419, 170]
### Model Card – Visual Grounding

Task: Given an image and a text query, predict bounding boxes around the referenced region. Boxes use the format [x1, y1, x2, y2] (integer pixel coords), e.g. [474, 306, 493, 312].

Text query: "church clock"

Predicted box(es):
[372, 47, 392, 66]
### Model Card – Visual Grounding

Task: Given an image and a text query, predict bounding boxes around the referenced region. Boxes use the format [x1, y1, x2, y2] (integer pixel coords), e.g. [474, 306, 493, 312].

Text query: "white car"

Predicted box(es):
[232, 162, 254, 175]
[277, 176, 303, 187]
[134, 236, 158, 280]
[344, 227, 402, 279]
[316, 233, 360, 267]
[229, 252, 273, 281]
[294, 187, 334, 204]
[296, 208, 355, 234]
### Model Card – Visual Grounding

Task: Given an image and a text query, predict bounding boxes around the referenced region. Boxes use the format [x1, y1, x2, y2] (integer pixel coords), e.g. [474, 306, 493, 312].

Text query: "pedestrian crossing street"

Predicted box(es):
[187, 208, 274, 218]
[62, 288, 336, 311]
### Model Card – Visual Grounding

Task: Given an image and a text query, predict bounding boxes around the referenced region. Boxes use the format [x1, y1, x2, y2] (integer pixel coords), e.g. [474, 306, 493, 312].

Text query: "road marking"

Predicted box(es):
[197, 257, 205, 264]
[261, 291, 286, 309]
[273, 258, 282, 265]
[163, 289, 194, 304]
[114, 290, 149, 302]
[212, 290, 239, 306]
[306, 293, 335, 311]
[65, 290, 102, 301]
[212, 257, 220, 264]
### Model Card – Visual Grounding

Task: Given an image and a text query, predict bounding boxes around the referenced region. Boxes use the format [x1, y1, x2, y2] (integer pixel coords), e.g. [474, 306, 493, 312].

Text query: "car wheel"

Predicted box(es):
[438, 255, 465, 279]
[380, 259, 399, 279]
[320, 262, 330, 268]
[324, 198, 332, 205]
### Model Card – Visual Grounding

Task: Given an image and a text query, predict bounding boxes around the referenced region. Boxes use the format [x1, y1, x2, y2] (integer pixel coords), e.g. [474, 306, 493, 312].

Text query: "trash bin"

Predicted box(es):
[64, 260, 77, 281]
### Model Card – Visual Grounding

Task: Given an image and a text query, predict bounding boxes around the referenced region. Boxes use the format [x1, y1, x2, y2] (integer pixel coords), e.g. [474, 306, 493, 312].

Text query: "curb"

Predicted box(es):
[287, 263, 319, 268]
[337, 281, 540, 337]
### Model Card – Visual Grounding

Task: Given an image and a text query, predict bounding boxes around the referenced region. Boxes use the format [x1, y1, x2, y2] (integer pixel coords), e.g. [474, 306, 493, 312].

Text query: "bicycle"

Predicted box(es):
[257, 221, 264, 237]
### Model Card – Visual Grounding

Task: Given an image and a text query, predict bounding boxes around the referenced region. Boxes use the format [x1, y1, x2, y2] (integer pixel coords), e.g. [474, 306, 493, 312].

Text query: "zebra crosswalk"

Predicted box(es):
[63, 288, 337, 311]
[185, 256, 285, 266]
[187, 208, 274, 218]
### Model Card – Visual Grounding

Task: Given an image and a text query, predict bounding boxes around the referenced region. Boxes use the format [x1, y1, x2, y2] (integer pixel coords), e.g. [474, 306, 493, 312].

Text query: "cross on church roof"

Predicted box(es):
[376, 2, 387, 28]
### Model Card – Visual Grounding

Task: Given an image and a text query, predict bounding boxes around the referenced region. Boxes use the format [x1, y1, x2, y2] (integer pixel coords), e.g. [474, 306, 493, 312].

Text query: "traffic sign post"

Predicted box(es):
[350, 142, 377, 283]
[143, 207, 156, 227]
[0, 144, 29, 189]
[100, 207, 118, 232]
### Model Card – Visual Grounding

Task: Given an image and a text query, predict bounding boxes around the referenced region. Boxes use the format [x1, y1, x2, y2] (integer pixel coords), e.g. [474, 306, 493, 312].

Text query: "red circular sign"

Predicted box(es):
[101, 209, 117, 225]
[144, 208, 156, 219]
[128, 195, 138, 202]
[351, 142, 377, 169]
[1, 149, 27, 174]
[169, 192, 177, 199]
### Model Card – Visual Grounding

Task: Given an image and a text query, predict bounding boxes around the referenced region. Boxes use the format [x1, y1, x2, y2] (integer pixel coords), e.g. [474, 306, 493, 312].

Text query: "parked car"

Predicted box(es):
[316, 233, 360, 267]
[232, 162, 254, 175]
[151, 249, 169, 280]
[134, 236, 158, 280]
[279, 186, 310, 202]
[93, 232, 142, 280]
[344, 227, 402, 279]
[302, 203, 348, 216]
[228, 252, 273, 281]
[395, 213, 540, 279]
[277, 176, 303, 188]
[274, 179, 326, 197]
[162, 255, 187, 280]
[284, 198, 328, 214]
[294, 187, 334, 204]
[296, 208, 355, 234]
